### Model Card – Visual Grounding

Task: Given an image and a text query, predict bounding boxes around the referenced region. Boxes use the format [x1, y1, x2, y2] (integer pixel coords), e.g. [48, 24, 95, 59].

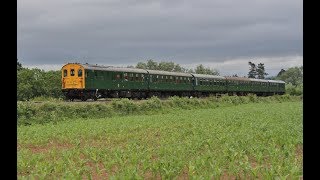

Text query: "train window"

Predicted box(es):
[85, 71, 88, 78]
[70, 69, 75, 76]
[136, 74, 139, 81]
[124, 73, 128, 79]
[115, 74, 121, 80]
[129, 73, 134, 81]
[63, 69, 67, 77]
[78, 69, 82, 77]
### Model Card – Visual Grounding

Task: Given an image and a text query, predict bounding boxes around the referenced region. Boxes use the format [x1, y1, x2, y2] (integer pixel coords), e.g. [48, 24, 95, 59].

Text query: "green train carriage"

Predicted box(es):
[146, 70, 193, 97]
[192, 74, 227, 96]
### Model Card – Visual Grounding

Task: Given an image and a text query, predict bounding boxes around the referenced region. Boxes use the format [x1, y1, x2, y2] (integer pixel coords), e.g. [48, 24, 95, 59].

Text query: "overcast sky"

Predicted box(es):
[18, 0, 302, 76]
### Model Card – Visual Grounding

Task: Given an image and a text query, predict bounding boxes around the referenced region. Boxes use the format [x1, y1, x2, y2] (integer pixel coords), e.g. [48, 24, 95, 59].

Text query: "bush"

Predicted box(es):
[141, 96, 162, 110]
[111, 98, 139, 115]
[285, 83, 303, 96]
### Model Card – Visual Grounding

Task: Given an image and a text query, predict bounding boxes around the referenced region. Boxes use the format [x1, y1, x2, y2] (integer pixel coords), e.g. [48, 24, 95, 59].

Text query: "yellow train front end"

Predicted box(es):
[61, 63, 86, 100]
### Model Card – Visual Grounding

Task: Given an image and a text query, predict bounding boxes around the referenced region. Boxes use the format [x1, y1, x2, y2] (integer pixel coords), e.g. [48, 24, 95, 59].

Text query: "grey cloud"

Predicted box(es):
[18, 0, 302, 74]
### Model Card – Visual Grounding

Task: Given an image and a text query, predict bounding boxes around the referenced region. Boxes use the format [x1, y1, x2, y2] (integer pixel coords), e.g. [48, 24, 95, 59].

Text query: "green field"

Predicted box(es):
[18, 101, 303, 179]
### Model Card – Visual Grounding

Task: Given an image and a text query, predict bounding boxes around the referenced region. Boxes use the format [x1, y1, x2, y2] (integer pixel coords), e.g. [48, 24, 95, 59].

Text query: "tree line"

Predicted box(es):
[17, 60, 63, 101]
[131, 59, 220, 75]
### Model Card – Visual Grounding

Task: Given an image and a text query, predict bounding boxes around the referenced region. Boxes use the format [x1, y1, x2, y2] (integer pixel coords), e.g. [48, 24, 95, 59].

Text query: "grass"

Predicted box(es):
[18, 101, 303, 179]
[17, 94, 301, 126]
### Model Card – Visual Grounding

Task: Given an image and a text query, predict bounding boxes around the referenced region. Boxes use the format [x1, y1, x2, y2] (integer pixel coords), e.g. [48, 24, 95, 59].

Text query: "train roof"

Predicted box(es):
[191, 74, 225, 79]
[82, 64, 148, 73]
[267, 80, 286, 83]
[249, 78, 269, 83]
[225, 76, 251, 81]
[146, 70, 193, 77]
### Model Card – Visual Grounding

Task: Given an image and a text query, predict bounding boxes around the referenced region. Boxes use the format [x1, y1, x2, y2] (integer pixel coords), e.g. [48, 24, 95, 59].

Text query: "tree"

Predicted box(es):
[256, 63, 268, 79]
[232, 74, 238, 77]
[136, 62, 147, 69]
[17, 68, 47, 100]
[158, 61, 175, 71]
[195, 64, 219, 75]
[146, 59, 158, 70]
[276, 66, 303, 86]
[173, 64, 183, 72]
[186, 68, 195, 73]
[277, 69, 286, 77]
[17, 59, 22, 71]
[248, 61, 257, 78]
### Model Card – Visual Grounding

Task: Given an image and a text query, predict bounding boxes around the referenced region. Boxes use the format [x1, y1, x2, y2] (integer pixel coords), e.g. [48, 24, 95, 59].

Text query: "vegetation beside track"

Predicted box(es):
[18, 94, 301, 126]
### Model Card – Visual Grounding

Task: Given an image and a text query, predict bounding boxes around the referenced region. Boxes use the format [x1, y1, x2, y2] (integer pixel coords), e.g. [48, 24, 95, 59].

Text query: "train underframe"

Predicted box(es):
[63, 89, 285, 101]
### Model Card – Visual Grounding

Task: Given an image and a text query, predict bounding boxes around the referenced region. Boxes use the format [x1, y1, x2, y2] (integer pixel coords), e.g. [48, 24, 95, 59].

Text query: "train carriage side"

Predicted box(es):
[146, 70, 193, 97]
[249, 78, 269, 95]
[267, 80, 285, 95]
[191, 74, 226, 95]
[225, 77, 251, 94]
[83, 65, 149, 98]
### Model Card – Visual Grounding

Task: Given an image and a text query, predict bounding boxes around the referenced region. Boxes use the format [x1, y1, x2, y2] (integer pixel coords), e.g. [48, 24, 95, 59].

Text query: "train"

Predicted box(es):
[61, 63, 285, 101]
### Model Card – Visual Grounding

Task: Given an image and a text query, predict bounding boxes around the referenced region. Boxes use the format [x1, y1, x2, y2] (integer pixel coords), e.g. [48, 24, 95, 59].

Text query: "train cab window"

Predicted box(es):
[136, 74, 139, 81]
[70, 69, 75, 76]
[78, 69, 82, 77]
[63, 69, 67, 77]
[85, 71, 88, 77]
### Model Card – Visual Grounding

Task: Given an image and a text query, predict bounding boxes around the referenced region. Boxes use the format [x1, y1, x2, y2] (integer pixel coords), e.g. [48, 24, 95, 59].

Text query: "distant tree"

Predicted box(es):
[276, 66, 303, 86]
[195, 64, 219, 75]
[265, 76, 276, 80]
[232, 74, 238, 77]
[42, 70, 63, 98]
[17, 59, 22, 71]
[146, 59, 158, 70]
[257, 63, 268, 79]
[173, 64, 183, 72]
[126, 65, 134, 68]
[277, 69, 286, 77]
[248, 61, 257, 78]
[136, 62, 147, 69]
[135, 60, 219, 75]
[186, 68, 195, 73]
[17, 68, 46, 100]
[158, 61, 175, 71]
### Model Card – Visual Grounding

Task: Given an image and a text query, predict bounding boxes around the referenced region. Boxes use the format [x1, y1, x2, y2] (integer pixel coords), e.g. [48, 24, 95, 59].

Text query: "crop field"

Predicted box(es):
[17, 100, 302, 179]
